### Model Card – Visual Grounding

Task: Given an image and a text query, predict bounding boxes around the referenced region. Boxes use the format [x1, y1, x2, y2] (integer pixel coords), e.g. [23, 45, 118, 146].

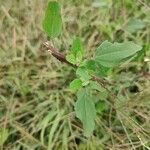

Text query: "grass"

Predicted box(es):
[0, 0, 150, 149]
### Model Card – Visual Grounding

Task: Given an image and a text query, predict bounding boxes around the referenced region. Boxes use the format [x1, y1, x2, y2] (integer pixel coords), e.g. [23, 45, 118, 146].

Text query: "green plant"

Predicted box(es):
[42, 1, 142, 137]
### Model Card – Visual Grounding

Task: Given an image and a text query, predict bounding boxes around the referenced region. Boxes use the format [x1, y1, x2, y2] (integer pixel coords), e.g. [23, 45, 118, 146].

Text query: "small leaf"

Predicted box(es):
[126, 19, 145, 33]
[75, 89, 96, 136]
[76, 51, 83, 64]
[95, 41, 142, 67]
[42, 1, 62, 38]
[76, 67, 91, 83]
[66, 54, 76, 64]
[70, 79, 82, 91]
[67, 37, 84, 65]
[71, 37, 83, 56]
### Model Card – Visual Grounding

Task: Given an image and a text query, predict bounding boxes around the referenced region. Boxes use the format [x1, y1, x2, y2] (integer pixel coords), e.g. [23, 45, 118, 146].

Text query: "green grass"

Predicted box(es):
[0, 0, 150, 149]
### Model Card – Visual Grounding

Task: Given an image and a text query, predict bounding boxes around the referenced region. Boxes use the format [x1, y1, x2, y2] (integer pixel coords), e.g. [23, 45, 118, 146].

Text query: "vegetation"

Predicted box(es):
[0, 0, 150, 149]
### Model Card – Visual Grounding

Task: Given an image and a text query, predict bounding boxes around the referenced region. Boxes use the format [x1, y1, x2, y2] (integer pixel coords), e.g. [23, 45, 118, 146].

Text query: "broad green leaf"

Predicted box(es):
[85, 60, 96, 72]
[95, 62, 111, 77]
[95, 41, 142, 67]
[82, 60, 111, 77]
[70, 79, 82, 91]
[75, 89, 96, 136]
[126, 19, 145, 33]
[42, 1, 62, 38]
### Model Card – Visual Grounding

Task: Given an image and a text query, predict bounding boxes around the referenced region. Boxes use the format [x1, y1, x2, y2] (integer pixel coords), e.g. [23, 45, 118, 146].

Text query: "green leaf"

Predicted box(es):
[70, 79, 82, 91]
[126, 19, 145, 33]
[66, 37, 84, 65]
[95, 62, 111, 77]
[76, 51, 83, 64]
[83, 60, 111, 77]
[66, 54, 76, 64]
[76, 67, 91, 85]
[95, 41, 142, 67]
[42, 1, 62, 38]
[75, 89, 96, 136]
[71, 37, 83, 56]
[85, 60, 96, 72]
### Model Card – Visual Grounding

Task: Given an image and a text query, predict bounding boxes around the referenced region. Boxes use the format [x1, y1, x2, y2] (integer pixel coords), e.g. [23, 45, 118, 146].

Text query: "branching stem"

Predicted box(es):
[43, 42, 113, 86]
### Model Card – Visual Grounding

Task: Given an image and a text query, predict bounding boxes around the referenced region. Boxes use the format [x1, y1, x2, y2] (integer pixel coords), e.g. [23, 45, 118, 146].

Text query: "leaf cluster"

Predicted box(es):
[42, 1, 142, 136]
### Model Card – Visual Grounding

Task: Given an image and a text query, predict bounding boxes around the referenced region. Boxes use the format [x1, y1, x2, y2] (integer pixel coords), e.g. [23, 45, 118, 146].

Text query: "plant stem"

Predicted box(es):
[44, 42, 113, 86]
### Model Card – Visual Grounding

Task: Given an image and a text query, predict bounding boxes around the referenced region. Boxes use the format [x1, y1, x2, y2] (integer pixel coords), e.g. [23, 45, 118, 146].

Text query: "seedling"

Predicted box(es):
[42, 1, 142, 137]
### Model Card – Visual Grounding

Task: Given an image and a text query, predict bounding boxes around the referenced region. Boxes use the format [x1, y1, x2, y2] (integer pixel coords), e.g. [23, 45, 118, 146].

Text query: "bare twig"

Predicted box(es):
[44, 42, 76, 68]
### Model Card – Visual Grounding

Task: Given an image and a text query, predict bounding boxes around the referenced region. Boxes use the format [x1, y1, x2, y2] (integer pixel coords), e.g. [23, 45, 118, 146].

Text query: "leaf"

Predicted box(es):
[82, 60, 111, 77]
[71, 37, 83, 56]
[70, 79, 82, 91]
[42, 1, 62, 38]
[85, 60, 96, 72]
[95, 41, 142, 67]
[95, 62, 111, 77]
[126, 19, 145, 33]
[75, 89, 96, 136]
[66, 54, 76, 64]
[76, 67, 91, 84]
[66, 38, 84, 65]
[76, 51, 83, 64]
